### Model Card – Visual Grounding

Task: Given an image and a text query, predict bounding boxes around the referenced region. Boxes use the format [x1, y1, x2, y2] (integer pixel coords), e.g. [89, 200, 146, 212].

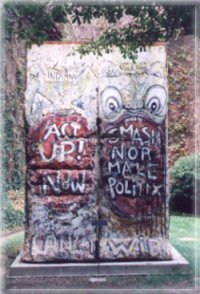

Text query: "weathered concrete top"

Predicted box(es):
[25, 43, 167, 129]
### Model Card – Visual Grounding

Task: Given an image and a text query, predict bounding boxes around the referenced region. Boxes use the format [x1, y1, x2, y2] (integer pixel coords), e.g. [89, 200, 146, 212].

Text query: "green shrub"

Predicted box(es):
[1, 194, 24, 230]
[170, 153, 200, 213]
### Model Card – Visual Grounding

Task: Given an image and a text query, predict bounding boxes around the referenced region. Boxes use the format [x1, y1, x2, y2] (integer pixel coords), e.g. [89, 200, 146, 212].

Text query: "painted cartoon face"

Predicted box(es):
[97, 45, 168, 127]
[100, 77, 167, 124]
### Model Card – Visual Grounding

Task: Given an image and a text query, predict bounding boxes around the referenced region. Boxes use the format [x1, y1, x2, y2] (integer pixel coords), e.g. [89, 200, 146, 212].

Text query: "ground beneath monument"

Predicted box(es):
[2, 214, 199, 292]
[0, 231, 196, 293]
[4, 276, 199, 292]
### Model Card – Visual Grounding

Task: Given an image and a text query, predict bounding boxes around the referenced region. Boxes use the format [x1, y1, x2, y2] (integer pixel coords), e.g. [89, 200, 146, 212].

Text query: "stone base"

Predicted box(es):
[9, 245, 189, 277]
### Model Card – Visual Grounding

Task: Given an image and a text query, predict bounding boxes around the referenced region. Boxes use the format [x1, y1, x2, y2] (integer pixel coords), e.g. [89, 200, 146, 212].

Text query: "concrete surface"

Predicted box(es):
[9, 245, 189, 278]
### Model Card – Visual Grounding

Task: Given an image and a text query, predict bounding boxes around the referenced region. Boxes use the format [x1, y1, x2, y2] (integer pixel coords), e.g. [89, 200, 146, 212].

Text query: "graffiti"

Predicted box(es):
[46, 64, 93, 83]
[38, 139, 85, 162]
[100, 237, 171, 260]
[46, 69, 79, 82]
[29, 113, 92, 139]
[72, 92, 98, 111]
[108, 178, 163, 200]
[29, 138, 95, 169]
[24, 109, 97, 260]
[47, 70, 64, 81]
[28, 170, 95, 196]
[100, 114, 165, 218]
[32, 235, 95, 260]
[27, 113, 96, 169]
[107, 124, 161, 145]
[44, 121, 82, 139]
[23, 43, 171, 262]
[30, 72, 39, 80]
[43, 172, 85, 195]
[120, 62, 135, 73]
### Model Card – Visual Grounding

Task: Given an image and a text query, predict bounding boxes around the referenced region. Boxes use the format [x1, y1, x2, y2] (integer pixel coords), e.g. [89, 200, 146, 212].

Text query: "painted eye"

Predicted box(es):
[107, 97, 121, 112]
[101, 87, 122, 118]
[145, 85, 167, 115]
[147, 97, 161, 114]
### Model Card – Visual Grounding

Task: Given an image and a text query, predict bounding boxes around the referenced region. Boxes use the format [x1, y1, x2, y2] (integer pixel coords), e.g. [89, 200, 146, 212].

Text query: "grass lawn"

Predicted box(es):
[2, 214, 200, 290]
[169, 214, 200, 278]
[1, 231, 24, 276]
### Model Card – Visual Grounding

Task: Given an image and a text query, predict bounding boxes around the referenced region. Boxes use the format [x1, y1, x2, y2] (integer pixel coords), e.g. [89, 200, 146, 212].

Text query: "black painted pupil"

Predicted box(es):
[109, 102, 116, 111]
[151, 102, 158, 111]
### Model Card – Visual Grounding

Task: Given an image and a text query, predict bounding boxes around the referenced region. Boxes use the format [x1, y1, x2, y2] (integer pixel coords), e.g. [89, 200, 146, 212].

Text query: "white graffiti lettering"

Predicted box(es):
[44, 122, 81, 140]
[111, 144, 152, 162]
[42, 171, 86, 195]
[38, 140, 85, 162]
[108, 177, 162, 199]
[108, 125, 161, 146]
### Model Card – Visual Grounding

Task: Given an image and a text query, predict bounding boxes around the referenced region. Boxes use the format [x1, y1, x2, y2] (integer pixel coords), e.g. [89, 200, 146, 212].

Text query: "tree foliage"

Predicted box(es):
[68, 5, 194, 60]
[170, 154, 200, 214]
[4, 3, 194, 59]
[4, 4, 65, 46]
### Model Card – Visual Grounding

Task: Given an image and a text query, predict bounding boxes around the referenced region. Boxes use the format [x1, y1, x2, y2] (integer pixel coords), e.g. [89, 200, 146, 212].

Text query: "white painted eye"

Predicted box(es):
[147, 97, 161, 114]
[101, 87, 122, 118]
[145, 85, 167, 115]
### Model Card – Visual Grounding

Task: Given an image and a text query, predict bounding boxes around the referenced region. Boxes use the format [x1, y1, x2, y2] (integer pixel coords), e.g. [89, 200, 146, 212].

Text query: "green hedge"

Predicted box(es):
[170, 153, 200, 213]
[1, 194, 24, 230]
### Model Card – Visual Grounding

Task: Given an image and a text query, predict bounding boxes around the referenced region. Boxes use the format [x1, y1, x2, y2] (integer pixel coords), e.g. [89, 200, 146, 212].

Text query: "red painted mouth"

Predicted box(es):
[100, 113, 166, 219]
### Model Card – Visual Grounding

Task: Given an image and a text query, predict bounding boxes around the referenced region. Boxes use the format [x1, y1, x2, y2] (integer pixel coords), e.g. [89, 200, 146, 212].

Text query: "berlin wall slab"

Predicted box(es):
[23, 44, 99, 262]
[22, 43, 171, 262]
[98, 46, 170, 260]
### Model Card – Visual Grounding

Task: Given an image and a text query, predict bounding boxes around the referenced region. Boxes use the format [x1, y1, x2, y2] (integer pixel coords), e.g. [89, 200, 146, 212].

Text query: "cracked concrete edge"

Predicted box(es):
[8, 244, 189, 278]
